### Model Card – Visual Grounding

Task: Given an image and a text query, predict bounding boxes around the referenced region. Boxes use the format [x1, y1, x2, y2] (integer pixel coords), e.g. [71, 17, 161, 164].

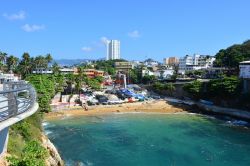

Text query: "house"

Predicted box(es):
[32, 68, 53, 74]
[239, 61, 250, 93]
[0, 73, 19, 83]
[114, 62, 134, 73]
[179, 54, 215, 74]
[154, 69, 174, 79]
[163, 57, 179, 66]
[143, 58, 159, 67]
[142, 68, 154, 77]
[60, 68, 78, 74]
[83, 69, 104, 78]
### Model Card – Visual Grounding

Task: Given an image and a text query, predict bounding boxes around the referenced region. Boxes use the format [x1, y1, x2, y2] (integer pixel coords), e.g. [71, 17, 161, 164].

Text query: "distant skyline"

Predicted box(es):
[0, 0, 250, 61]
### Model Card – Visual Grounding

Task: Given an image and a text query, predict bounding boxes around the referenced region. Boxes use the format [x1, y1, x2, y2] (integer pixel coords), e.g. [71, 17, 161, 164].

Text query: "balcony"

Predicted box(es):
[0, 81, 38, 156]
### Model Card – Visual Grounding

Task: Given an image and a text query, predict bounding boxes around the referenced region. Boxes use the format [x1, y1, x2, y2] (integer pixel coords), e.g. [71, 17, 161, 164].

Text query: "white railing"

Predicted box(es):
[0, 81, 36, 122]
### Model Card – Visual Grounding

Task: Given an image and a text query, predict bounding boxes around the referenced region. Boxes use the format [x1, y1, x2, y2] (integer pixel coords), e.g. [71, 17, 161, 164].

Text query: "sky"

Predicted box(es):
[0, 0, 250, 62]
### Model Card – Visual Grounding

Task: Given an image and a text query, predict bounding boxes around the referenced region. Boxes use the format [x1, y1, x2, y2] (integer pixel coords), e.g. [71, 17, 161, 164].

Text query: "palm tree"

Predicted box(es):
[0, 52, 7, 63]
[75, 67, 86, 97]
[45, 54, 53, 67]
[52, 62, 60, 75]
[6, 55, 19, 72]
[18, 52, 32, 77]
[34, 56, 47, 73]
[0, 52, 7, 72]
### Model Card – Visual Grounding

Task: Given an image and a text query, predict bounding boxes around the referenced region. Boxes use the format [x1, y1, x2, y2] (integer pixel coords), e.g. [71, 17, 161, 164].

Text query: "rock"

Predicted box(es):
[41, 134, 64, 166]
[0, 153, 9, 166]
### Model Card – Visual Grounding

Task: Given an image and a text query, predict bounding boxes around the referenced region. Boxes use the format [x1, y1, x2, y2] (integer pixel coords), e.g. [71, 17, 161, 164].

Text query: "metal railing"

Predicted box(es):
[0, 81, 36, 122]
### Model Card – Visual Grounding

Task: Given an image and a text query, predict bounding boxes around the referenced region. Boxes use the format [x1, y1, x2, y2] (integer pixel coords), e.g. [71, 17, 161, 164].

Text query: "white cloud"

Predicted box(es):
[3, 11, 26, 20]
[21, 24, 45, 32]
[100, 37, 110, 45]
[128, 30, 140, 39]
[81, 46, 93, 52]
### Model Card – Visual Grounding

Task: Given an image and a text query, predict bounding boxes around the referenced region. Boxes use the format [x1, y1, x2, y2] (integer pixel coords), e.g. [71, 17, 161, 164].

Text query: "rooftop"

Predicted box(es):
[240, 61, 250, 65]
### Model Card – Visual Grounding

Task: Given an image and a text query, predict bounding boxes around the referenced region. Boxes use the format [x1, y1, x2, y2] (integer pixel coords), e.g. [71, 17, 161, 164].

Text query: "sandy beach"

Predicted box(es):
[45, 100, 186, 120]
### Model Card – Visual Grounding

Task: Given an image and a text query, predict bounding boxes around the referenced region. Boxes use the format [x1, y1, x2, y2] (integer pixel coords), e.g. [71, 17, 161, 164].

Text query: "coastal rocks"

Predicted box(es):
[0, 153, 9, 166]
[41, 135, 64, 166]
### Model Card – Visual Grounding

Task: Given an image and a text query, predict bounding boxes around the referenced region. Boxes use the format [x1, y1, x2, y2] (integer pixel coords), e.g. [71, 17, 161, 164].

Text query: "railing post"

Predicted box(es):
[1, 81, 36, 121]
[7, 85, 16, 118]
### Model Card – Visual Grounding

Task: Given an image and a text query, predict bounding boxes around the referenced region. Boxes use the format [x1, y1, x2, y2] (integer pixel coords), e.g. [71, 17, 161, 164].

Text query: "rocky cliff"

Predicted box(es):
[42, 135, 64, 166]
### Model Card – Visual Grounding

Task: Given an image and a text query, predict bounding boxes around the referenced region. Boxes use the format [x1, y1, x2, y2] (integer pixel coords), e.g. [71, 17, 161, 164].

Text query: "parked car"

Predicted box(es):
[87, 98, 99, 105]
[96, 95, 109, 105]
[151, 95, 161, 99]
[108, 99, 123, 104]
[135, 94, 145, 101]
[116, 91, 126, 100]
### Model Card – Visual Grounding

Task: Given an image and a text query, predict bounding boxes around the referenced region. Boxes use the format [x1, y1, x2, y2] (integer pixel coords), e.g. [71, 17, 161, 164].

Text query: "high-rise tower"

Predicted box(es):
[106, 40, 120, 60]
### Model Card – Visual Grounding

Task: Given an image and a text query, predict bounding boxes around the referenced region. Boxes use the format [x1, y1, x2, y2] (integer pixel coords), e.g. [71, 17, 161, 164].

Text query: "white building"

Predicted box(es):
[143, 59, 159, 67]
[107, 40, 120, 60]
[142, 69, 154, 77]
[179, 54, 215, 74]
[0, 73, 19, 83]
[154, 69, 174, 79]
[239, 61, 250, 93]
[240, 61, 250, 79]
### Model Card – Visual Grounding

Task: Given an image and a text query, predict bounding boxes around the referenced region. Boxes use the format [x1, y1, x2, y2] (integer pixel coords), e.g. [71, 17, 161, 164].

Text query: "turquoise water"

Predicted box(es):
[45, 113, 250, 166]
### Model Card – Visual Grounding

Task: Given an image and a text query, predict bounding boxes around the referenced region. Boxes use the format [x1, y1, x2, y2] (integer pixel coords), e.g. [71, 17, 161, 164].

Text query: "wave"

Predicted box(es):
[65, 160, 93, 166]
[42, 122, 49, 126]
[113, 111, 196, 115]
[44, 130, 53, 135]
[225, 120, 249, 127]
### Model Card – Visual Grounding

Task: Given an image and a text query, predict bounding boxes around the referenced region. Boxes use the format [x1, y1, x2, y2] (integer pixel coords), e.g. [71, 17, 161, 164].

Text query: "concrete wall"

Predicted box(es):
[0, 127, 9, 156]
[146, 83, 189, 99]
[243, 79, 250, 93]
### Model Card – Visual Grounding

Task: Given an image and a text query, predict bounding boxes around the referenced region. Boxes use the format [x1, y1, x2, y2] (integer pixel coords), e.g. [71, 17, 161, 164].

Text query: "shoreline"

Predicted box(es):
[45, 100, 187, 120]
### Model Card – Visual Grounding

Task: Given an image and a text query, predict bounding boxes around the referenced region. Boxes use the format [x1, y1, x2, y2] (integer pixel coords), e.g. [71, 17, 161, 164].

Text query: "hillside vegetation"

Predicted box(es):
[214, 40, 250, 69]
[7, 75, 55, 165]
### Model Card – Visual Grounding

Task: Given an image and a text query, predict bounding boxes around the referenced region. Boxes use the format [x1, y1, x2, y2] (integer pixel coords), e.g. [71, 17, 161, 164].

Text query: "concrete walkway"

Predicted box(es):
[164, 97, 250, 120]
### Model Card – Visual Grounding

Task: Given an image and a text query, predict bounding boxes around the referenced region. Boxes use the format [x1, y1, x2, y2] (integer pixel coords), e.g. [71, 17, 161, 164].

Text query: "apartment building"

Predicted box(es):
[163, 57, 179, 66]
[179, 54, 215, 74]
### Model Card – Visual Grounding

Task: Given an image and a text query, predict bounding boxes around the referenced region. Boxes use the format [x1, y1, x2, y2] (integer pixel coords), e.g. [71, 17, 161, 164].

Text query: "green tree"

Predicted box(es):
[214, 40, 250, 70]
[45, 53, 53, 65]
[142, 75, 156, 84]
[207, 76, 240, 98]
[129, 68, 142, 84]
[18, 52, 32, 78]
[52, 62, 60, 75]
[165, 83, 176, 96]
[183, 80, 202, 100]
[0, 51, 7, 71]
[6, 55, 19, 72]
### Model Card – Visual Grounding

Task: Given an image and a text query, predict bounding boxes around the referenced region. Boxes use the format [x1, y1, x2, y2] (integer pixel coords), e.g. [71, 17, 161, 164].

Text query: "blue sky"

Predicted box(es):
[0, 0, 250, 62]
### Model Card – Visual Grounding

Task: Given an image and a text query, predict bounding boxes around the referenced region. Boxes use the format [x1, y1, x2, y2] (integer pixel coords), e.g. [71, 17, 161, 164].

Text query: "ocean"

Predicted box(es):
[44, 113, 250, 166]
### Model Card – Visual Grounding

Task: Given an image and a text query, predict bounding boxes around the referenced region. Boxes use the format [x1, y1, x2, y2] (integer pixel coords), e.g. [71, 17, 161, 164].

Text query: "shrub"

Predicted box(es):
[7, 141, 48, 166]
[183, 80, 202, 100]
[207, 76, 241, 98]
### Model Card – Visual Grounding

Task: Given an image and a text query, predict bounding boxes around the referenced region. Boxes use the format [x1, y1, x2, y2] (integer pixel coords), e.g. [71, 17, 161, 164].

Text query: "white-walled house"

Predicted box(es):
[239, 61, 250, 78]
[142, 69, 154, 77]
[154, 69, 174, 79]
[178, 54, 215, 74]
[0, 73, 19, 83]
[142, 68, 174, 79]
[239, 61, 250, 93]
[143, 59, 159, 67]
